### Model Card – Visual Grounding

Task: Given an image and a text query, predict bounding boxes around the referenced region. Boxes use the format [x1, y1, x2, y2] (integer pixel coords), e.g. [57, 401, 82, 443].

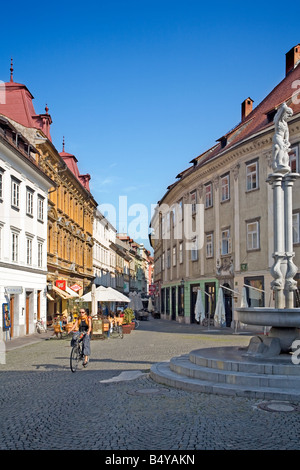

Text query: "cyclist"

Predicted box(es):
[69, 308, 92, 366]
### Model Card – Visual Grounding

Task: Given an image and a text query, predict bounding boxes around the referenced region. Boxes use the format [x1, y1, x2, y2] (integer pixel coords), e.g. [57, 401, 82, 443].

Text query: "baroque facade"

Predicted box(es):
[0, 68, 97, 321]
[151, 44, 300, 325]
[0, 116, 54, 338]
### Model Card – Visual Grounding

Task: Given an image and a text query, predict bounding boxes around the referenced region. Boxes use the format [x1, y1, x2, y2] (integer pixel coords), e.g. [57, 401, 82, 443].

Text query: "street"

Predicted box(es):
[0, 317, 300, 452]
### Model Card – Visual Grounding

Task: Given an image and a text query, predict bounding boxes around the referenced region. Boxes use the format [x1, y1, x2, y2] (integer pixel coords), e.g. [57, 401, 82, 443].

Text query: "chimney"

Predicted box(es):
[286, 44, 300, 76]
[241, 97, 253, 121]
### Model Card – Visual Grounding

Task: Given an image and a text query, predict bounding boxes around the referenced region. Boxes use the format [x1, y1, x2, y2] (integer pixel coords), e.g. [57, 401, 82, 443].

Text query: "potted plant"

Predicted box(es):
[122, 308, 135, 333]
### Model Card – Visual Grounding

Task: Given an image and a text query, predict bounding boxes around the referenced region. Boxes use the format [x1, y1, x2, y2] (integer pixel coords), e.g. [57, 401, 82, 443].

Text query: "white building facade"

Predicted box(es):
[0, 117, 54, 339]
[93, 209, 117, 288]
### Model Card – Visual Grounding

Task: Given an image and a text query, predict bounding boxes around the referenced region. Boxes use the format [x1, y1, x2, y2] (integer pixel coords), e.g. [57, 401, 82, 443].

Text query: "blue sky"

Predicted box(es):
[1, 0, 299, 251]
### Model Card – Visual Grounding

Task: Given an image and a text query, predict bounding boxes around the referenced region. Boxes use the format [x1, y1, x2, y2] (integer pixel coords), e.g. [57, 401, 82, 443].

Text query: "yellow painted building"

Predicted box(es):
[0, 70, 97, 319]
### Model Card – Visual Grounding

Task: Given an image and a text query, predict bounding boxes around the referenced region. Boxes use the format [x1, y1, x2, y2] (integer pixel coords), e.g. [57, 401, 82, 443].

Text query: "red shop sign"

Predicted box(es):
[70, 284, 81, 292]
[56, 280, 66, 290]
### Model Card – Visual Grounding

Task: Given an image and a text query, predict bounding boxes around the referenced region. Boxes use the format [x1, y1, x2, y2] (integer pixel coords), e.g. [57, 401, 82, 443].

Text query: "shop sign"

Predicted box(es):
[149, 284, 156, 294]
[5, 286, 23, 295]
[56, 280, 66, 290]
[70, 284, 81, 292]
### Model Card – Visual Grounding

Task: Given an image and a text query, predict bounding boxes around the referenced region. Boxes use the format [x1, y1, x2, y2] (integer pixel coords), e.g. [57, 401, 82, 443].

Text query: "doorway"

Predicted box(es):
[204, 282, 216, 324]
[9, 295, 14, 338]
[171, 287, 176, 320]
[190, 284, 200, 323]
[26, 293, 30, 335]
[223, 282, 233, 327]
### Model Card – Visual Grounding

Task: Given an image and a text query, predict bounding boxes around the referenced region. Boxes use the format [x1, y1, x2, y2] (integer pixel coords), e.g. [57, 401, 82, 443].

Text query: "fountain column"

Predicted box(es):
[237, 102, 300, 355]
[267, 173, 285, 309]
[283, 173, 299, 308]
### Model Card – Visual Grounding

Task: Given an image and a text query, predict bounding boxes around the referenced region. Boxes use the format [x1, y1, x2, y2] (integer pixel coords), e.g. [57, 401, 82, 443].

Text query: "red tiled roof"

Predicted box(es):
[195, 63, 300, 168]
[158, 58, 300, 205]
[59, 150, 91, 192]
[0, 80, 52, 140]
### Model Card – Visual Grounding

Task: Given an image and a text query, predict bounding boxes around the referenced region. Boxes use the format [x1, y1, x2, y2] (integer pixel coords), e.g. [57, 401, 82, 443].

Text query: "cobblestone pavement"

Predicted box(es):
[0, 317, 300, 452]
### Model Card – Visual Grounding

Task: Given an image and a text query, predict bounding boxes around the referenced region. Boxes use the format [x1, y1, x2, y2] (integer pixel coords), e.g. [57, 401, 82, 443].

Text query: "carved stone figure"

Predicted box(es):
[272, 102, 293, 173]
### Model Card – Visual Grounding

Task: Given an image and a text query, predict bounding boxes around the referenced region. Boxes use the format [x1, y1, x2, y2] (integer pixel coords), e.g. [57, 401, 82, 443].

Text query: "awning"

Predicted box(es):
[52, 285, 72, 299]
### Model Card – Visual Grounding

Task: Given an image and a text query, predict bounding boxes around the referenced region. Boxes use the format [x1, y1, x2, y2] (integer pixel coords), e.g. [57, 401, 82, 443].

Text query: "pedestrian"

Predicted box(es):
[69, 308, 92, 366]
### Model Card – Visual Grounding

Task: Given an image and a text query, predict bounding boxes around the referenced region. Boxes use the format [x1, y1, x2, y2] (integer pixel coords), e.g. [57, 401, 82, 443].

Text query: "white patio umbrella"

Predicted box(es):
[195, 289, 205, 324]
[234, 286, 248, 331]
[240, 286, 249, 308]
[137, 293, 143, 311]
[80, 285, 130, 303]
[214, 287, 226, 327]
[129, 292, 137, 310]
[91, 283, 97, 316]
[148, 297, 154, 312]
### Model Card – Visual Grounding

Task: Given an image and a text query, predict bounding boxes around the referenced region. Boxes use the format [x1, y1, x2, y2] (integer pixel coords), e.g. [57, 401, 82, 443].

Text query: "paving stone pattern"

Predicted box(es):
[0, 318, 300, 450]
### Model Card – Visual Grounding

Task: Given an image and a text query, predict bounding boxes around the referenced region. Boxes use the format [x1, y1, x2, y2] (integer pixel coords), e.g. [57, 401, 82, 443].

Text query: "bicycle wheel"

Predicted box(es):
[118, 325, 124, 339]
[70, 345, 83, 372]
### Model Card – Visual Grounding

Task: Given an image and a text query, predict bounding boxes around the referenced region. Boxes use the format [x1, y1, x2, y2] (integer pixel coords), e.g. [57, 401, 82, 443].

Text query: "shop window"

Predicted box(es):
[244, 277, 265, 307]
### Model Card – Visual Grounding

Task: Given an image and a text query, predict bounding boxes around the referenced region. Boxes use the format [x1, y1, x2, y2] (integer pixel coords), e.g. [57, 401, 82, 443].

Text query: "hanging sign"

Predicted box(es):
[56, 280, 66, 290]
[70, 284, 81, 292]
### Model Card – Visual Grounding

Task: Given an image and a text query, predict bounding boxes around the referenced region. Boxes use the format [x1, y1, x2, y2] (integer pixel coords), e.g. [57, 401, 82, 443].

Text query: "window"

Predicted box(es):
[38, 241, 43, 268]
[177, 285, 184, 316]
[293, 212, 300, 244]
[166, 249, 171, 268]
[191, 237, 198, 261]
[206, 233, 214, 258]
[244, 277, 264, 307]
[26, 237, 33, 265]
[205, 183, 213, 208]
[173, 246, 176, 266]
[11, 177, 20, 208]
[179, 242, 183, 264]
[37, 196, 44, 222]
[178, 199, 183, 221]
[289, 146, 299, 173]
[26, 188, 34, 216]
[11, 232, 19, 262]
[247, 221, 260, 250]
[246, 161, 258, 191]
[191, 191, 197, 214]
[221, 174, 230, 202]
[221, 229, 231, 255]
[162, 252, 165, 270]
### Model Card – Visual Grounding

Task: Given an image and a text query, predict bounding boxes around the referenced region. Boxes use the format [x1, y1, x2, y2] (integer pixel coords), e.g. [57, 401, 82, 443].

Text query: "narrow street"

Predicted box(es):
[0, 318, 299, 451]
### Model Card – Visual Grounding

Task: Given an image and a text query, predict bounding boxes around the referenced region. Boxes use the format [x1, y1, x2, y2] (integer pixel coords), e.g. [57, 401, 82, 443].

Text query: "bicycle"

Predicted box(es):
[109, 322, 124, 339]
[36, 319, 47, 333]
[133, 318, 140, 329]
[70, 332, 88, 372]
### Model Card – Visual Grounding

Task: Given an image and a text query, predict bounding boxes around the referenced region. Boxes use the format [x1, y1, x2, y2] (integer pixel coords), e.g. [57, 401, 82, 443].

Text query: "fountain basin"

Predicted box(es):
[236, 307, 300, 328]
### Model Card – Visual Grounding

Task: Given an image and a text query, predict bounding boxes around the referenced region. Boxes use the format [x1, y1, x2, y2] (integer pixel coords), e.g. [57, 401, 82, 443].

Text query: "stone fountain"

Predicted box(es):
[237, 102, 300, 356]
[151, 103, 300, 401]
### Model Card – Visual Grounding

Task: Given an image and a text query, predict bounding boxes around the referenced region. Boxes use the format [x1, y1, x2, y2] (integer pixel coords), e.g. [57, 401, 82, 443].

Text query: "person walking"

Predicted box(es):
[69, 308, 92, 366]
